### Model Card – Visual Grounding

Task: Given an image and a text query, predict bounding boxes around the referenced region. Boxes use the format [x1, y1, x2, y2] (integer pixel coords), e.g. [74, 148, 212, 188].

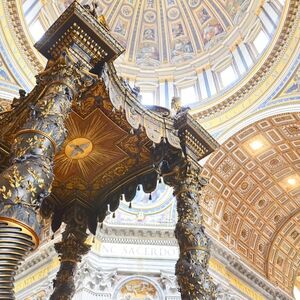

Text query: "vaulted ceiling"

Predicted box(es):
[201, 112, 300, 293]
[0, 0, 300, 296]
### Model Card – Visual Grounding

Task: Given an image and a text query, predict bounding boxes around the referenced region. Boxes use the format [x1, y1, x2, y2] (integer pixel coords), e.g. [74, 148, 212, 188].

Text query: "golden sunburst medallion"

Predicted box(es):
[54, 109, 128, 181]
[65, 138, 93, 160]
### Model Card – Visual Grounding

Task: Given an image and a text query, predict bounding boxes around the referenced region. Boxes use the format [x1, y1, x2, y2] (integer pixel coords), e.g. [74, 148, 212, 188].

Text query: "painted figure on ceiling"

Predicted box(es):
[115, 21, 127, 36]
[202, 21, 224, 45]
[171, 39, 193, 58]
[172, 23, 184, 38]
[225, 0, 247, 19]
[136, 43, 160, 66]
[198, 7, 211, 24]
[143, 28, 155, 41]
[118, 279, 159, 300]
[286, 68, 300, 94]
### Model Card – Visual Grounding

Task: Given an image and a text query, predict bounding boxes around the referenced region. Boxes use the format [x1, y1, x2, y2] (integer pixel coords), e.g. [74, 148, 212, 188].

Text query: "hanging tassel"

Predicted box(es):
[149, 194, 152, 200]
[129, 202, 132, 209]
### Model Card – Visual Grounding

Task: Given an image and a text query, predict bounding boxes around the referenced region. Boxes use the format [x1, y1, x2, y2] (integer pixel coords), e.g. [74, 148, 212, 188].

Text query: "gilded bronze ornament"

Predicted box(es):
[50, 205, 90, 300]
[162, 161, 217, 299]
[0, 45, 95, 300]
[0, 2, 219, 299]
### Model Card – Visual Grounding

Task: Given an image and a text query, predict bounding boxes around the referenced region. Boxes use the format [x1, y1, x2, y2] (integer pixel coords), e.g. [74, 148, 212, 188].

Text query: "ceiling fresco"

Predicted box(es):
[201, 112, 300, 293]
[2, 0, 297, 137]
[58, 0, 250, 67]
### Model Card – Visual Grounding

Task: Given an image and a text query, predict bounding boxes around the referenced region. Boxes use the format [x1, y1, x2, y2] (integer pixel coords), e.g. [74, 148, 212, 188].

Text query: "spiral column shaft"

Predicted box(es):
[162, 162, 217, 300]
[50, 205, 90, 300]
[0, 52, 94, 298]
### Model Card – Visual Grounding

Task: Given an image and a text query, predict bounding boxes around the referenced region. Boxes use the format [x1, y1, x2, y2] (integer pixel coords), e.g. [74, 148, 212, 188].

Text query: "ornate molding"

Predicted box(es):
[99, 222, 176, 243]
[211, 240, 293, 300]
[5, 0, 44, 74]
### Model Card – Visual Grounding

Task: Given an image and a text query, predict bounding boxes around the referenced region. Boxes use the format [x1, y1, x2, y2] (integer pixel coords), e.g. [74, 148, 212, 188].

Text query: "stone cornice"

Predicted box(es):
[17, 234, 293, 300]
[211, 239, 293, 300]
[98, 223, 177, 245]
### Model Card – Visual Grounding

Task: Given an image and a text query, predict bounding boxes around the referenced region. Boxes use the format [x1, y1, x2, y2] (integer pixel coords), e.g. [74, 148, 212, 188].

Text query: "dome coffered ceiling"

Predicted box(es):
[201, 112, 300, 295]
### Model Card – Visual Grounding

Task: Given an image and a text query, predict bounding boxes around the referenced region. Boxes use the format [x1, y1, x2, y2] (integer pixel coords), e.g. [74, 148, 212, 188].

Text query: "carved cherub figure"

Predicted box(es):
[171, 96, 190, 117]
[83, 1, 109, 29]
[171, 96, 182, 113]
[11, 89, 26, 109]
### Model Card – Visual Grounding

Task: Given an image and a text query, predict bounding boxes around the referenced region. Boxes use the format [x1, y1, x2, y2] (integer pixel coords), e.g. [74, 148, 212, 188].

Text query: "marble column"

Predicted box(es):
[0, 52, 94, 299]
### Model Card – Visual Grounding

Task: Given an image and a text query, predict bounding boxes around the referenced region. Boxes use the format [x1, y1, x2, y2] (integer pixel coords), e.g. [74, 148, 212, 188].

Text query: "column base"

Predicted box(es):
[0, 217, 39, 299]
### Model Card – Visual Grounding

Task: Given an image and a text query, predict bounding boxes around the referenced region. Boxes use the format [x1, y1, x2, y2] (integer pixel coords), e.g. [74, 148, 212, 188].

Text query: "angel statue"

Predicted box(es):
[171, 96, 190, 116]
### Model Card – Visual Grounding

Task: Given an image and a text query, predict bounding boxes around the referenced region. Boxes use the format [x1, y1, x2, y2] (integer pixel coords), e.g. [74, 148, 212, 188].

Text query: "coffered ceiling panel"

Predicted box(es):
[202, 112, 300, 294]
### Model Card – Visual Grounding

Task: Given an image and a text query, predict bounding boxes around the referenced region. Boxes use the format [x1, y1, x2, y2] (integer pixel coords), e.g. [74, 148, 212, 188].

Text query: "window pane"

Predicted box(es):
[141, 92, 154, 105]
[294, 286, 300, 300]
[220, 66, 237, 88]
[180, 86, 197, 105]
[29, 19, 45, 42]
[253, 30, 269, 54]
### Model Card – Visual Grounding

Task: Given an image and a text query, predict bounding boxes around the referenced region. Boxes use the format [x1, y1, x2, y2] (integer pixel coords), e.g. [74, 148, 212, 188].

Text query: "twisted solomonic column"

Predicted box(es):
[0, 52, 94, 299]
[50, 204, 90, 300]
[163, 161, 217, 300]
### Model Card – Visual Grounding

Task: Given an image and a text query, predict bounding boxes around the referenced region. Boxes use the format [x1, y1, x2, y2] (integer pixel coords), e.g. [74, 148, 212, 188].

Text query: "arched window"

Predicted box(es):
[141, 91, 155, 105]
[180, 86, 197, 105]
[219, 65, 237, 88]
[253, 30, 270, 55]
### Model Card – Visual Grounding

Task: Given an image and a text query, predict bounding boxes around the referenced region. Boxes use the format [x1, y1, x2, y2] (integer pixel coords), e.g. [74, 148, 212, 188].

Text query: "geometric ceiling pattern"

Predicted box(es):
[60, 0, 250, 67]
[201, 112, 300, 294]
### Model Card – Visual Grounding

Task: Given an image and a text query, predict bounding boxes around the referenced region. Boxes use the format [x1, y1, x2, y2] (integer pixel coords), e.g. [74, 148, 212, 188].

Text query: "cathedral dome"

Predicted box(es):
[21, 0, 286, 109]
